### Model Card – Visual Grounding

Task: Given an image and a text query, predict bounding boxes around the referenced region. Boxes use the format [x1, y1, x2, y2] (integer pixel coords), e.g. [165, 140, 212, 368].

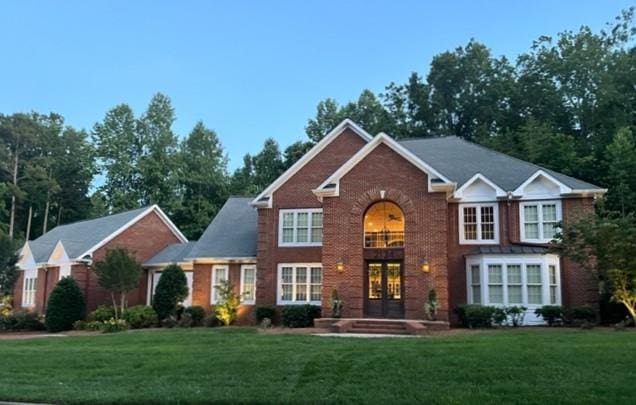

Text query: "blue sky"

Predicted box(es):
[0, 1, 631, 170]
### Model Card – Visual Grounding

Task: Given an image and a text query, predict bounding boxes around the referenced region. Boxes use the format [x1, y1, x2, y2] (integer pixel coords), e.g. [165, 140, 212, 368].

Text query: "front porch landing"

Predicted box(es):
[314, 318, 450, 335]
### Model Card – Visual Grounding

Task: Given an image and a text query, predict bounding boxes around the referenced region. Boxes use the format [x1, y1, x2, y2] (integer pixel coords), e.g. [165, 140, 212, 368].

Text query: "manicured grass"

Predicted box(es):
[0, 328, 635, 404]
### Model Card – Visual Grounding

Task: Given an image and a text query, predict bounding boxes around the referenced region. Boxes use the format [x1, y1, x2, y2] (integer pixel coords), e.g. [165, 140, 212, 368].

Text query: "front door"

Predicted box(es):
[364, 261, 404, 318]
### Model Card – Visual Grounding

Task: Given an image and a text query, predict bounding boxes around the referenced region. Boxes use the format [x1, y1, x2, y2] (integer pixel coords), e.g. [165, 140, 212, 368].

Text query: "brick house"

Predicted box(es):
[147, 119, 605, 326]
[14, 205, 187, 314]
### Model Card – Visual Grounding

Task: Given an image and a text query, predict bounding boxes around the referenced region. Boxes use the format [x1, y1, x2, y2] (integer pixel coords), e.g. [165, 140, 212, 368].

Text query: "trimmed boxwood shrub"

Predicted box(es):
[535, 305, 566, 326]
[122, 305, 159, 329]
[255, 305, 276, 324]
[566, 305, 597, 325]
[185, 306, 205, 326]
[455, 304, 497, 328]
[281, 305, 321, 328]
[153, 265, 188, 320]
[45, 277, 85, 332]
[88, 305, 116, 322]
[0, 311, 44, 331]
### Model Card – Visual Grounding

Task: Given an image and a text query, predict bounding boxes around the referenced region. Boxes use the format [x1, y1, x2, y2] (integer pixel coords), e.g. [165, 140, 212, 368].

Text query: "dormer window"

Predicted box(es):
[520, 201, 561, 243]
[459, 203, 499, 244]
[278, 209, 322, 247]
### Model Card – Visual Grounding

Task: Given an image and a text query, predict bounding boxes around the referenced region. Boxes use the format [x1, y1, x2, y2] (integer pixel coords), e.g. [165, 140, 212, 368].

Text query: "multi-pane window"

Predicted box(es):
[470, 264, 481, 304]
[459, 204, 498, 244]
[211, 266, 228, 304]
[549, 265, 559, 305]
[506, 265, 523, 304]
[22, 275, 37, 307]
[240, 266, 257, 304]
[526, 264, 543, 305]
[521, 201, 561, 242]
[277, 264, 322, 304]
[488, 265, 504, 304]
[279, 209, 323, 246]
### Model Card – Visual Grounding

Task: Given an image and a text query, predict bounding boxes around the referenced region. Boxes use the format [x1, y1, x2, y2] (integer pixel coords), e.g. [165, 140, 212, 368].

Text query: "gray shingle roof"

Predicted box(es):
[27, 206, 151, 263]
[471, 245, 550, 255]
[399, 136, 601, 191]
[144, 242, 197, 266]
[187, 197, 257, 259]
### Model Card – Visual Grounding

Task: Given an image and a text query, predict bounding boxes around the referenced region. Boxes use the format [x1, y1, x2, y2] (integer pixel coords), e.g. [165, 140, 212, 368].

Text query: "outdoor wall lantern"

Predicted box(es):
[336, 260, 345, 273]
[420, 258, 430, 273]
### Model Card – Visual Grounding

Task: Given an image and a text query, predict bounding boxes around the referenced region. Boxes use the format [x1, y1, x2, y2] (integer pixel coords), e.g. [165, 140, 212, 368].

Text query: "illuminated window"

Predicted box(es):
[278, 209, 322, 246]
[22, 272, 37, 307]
[364, 201, 404, 248]
[240, 265, 257, 304]
[459, 203, 498, 244]
[521, 201, 562, 242]
[277, 264, 322, 305]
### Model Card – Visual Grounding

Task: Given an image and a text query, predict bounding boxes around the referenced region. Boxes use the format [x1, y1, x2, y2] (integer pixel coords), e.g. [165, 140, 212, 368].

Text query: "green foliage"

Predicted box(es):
[88, 305, 116, 322]
[152, 265, 188, 320]
[184, 306, 205, 326]
[45, 277, 85, 332]
[330, 289, 343, 318]
[255, 305, 276, 324]
[92, 248, 143, 319]
[122, 305, 159, 329]
[455, 304, 497, 328]
[424, 288, 438, 321]
[0, 231, 18, 296]
[101, 318, 129, 333]
[505, 306, 528, 327]
[605, 128, 636, 215]
[0, 310, 44, 331]
[281, 305, 321, 328]
[566, 305, 597, 325]
[213, 279, 241, 326]
[534, 305, 566, 326]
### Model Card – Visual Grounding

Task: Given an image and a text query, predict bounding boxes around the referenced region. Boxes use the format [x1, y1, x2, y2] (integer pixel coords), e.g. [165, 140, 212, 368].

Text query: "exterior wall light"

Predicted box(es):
[420, 258, 430, 273]
[336, 261, 345, 273]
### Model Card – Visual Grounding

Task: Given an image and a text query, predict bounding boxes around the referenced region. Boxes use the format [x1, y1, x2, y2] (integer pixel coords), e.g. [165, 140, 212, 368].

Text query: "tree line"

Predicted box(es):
[1, 8, 635, 246]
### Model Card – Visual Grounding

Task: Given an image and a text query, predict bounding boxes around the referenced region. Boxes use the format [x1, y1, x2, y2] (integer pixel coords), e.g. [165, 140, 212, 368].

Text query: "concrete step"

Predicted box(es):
[352, 322, 407, 330]
[347, 327, 411, 335]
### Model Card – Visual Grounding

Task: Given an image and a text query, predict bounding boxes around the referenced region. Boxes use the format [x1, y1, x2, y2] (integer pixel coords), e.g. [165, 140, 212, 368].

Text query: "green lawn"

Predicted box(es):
[0, 328, 634, 404]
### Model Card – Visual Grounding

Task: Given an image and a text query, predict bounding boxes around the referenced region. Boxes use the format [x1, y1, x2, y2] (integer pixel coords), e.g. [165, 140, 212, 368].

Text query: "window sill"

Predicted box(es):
[459, 240, 500, 245]
[277, 301, 321, 306]
[278, 243, 322, 248]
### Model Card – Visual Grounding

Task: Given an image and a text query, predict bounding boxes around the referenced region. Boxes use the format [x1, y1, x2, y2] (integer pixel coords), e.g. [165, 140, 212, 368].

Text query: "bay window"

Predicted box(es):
[459, 203, 498, 244]
[277, 263, 322, 305]
[279, 209, 323, 246]
[520, 201, 561, 242]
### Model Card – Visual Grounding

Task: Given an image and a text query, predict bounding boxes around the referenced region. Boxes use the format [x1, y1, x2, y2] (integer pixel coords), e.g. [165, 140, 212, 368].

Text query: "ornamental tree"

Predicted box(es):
[92, 248, 143, 319]
[45, 277, 85, 332]
[152, 264, 188, 320]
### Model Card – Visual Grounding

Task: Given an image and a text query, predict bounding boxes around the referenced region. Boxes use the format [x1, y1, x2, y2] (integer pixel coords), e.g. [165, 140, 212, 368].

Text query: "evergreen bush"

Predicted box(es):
[45, 277, 85, 332]
[152, 265, 188, 320]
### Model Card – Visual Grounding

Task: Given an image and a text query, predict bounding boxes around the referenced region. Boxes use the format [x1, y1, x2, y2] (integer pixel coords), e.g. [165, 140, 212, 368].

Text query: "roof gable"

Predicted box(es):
[251, 119, 373, 208]
[17, 243, 37, 269]
[454, 173, 506, 202]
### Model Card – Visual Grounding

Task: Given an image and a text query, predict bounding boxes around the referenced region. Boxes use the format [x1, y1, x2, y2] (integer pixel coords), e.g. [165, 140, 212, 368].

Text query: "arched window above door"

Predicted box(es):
[363, 201, 405, 248]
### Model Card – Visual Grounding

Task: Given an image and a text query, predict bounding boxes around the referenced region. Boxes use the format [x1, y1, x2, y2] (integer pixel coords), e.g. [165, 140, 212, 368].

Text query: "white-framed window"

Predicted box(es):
[148, 270, 193, 306]
[520, 201, 562, 243]
[459, 203, 499, 244]
[240, 265, 257, 304]
[278, 209, 323, 246]
[466, 255, 561, 310]
[22, 270, 37, 307]
[211, 265, 228, 305]
[277, 263, 322, 305]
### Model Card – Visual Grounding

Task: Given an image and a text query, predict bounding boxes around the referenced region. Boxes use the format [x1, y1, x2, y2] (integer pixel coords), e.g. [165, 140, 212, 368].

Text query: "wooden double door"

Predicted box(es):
[364, 260, 404, 318]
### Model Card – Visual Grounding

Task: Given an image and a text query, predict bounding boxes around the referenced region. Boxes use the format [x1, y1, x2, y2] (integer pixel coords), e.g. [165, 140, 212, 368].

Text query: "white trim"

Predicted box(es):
[465, 254, 561, 325]
[453, 173, 506, 202]
[513, 170, 571, 199]
[519, 200, 562, 243]
[17, 243, 37, 270]
[211, 265, 229, 305]
[276, 263, 322, 305]
[314, 133, 454, 198]
[251, 119, 373, 208]
[458, 203, 499, 245]
[146, 269, 193, 306]
[21, 268, 38, 308]
[190, 257, 256, 264]
[278, 208, 323, 247]
[240, 264, 257, 304]
[77, 205, 188, 260]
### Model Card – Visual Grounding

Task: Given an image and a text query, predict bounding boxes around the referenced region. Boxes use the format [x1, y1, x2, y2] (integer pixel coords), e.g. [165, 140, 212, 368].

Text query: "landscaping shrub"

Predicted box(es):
[455, 304, 497, 328]
[153, 264, 188, 320]
[505, 306, 528, 327]
[204, 314, 222, 327]
[214, 280, 241, 326]
[101, 318, 129, 333]
[161, 316, 178, 328]
[177, 313, 193, 328]
[567, 305, 597, 325]
[45, 277, 85, 332]
[492, 307, 507, 326]
[0, 311, 44, 331]
[255, 305, 276, 324]
[122, 305, 159, 329]
[281, 305, 321, 328]
[89, 305, 116, 322]
[535, 305, 565, 326]
[185, 306, 205, 326]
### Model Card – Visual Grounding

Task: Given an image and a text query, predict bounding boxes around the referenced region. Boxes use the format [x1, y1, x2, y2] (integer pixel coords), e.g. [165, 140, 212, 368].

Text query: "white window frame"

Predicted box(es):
[276, 263, 322, 305]
[22, 269, 37, 308]
[466, 255, 561, 310]
[520, 200, 562, 243]
[147, 270, 193, 306]
[240, 265, 257, 305]
[548, 264, 561, 305]
[211, 265, 229, 305]
[459, 203, 499, 244]
[278, 209, 323, 247]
